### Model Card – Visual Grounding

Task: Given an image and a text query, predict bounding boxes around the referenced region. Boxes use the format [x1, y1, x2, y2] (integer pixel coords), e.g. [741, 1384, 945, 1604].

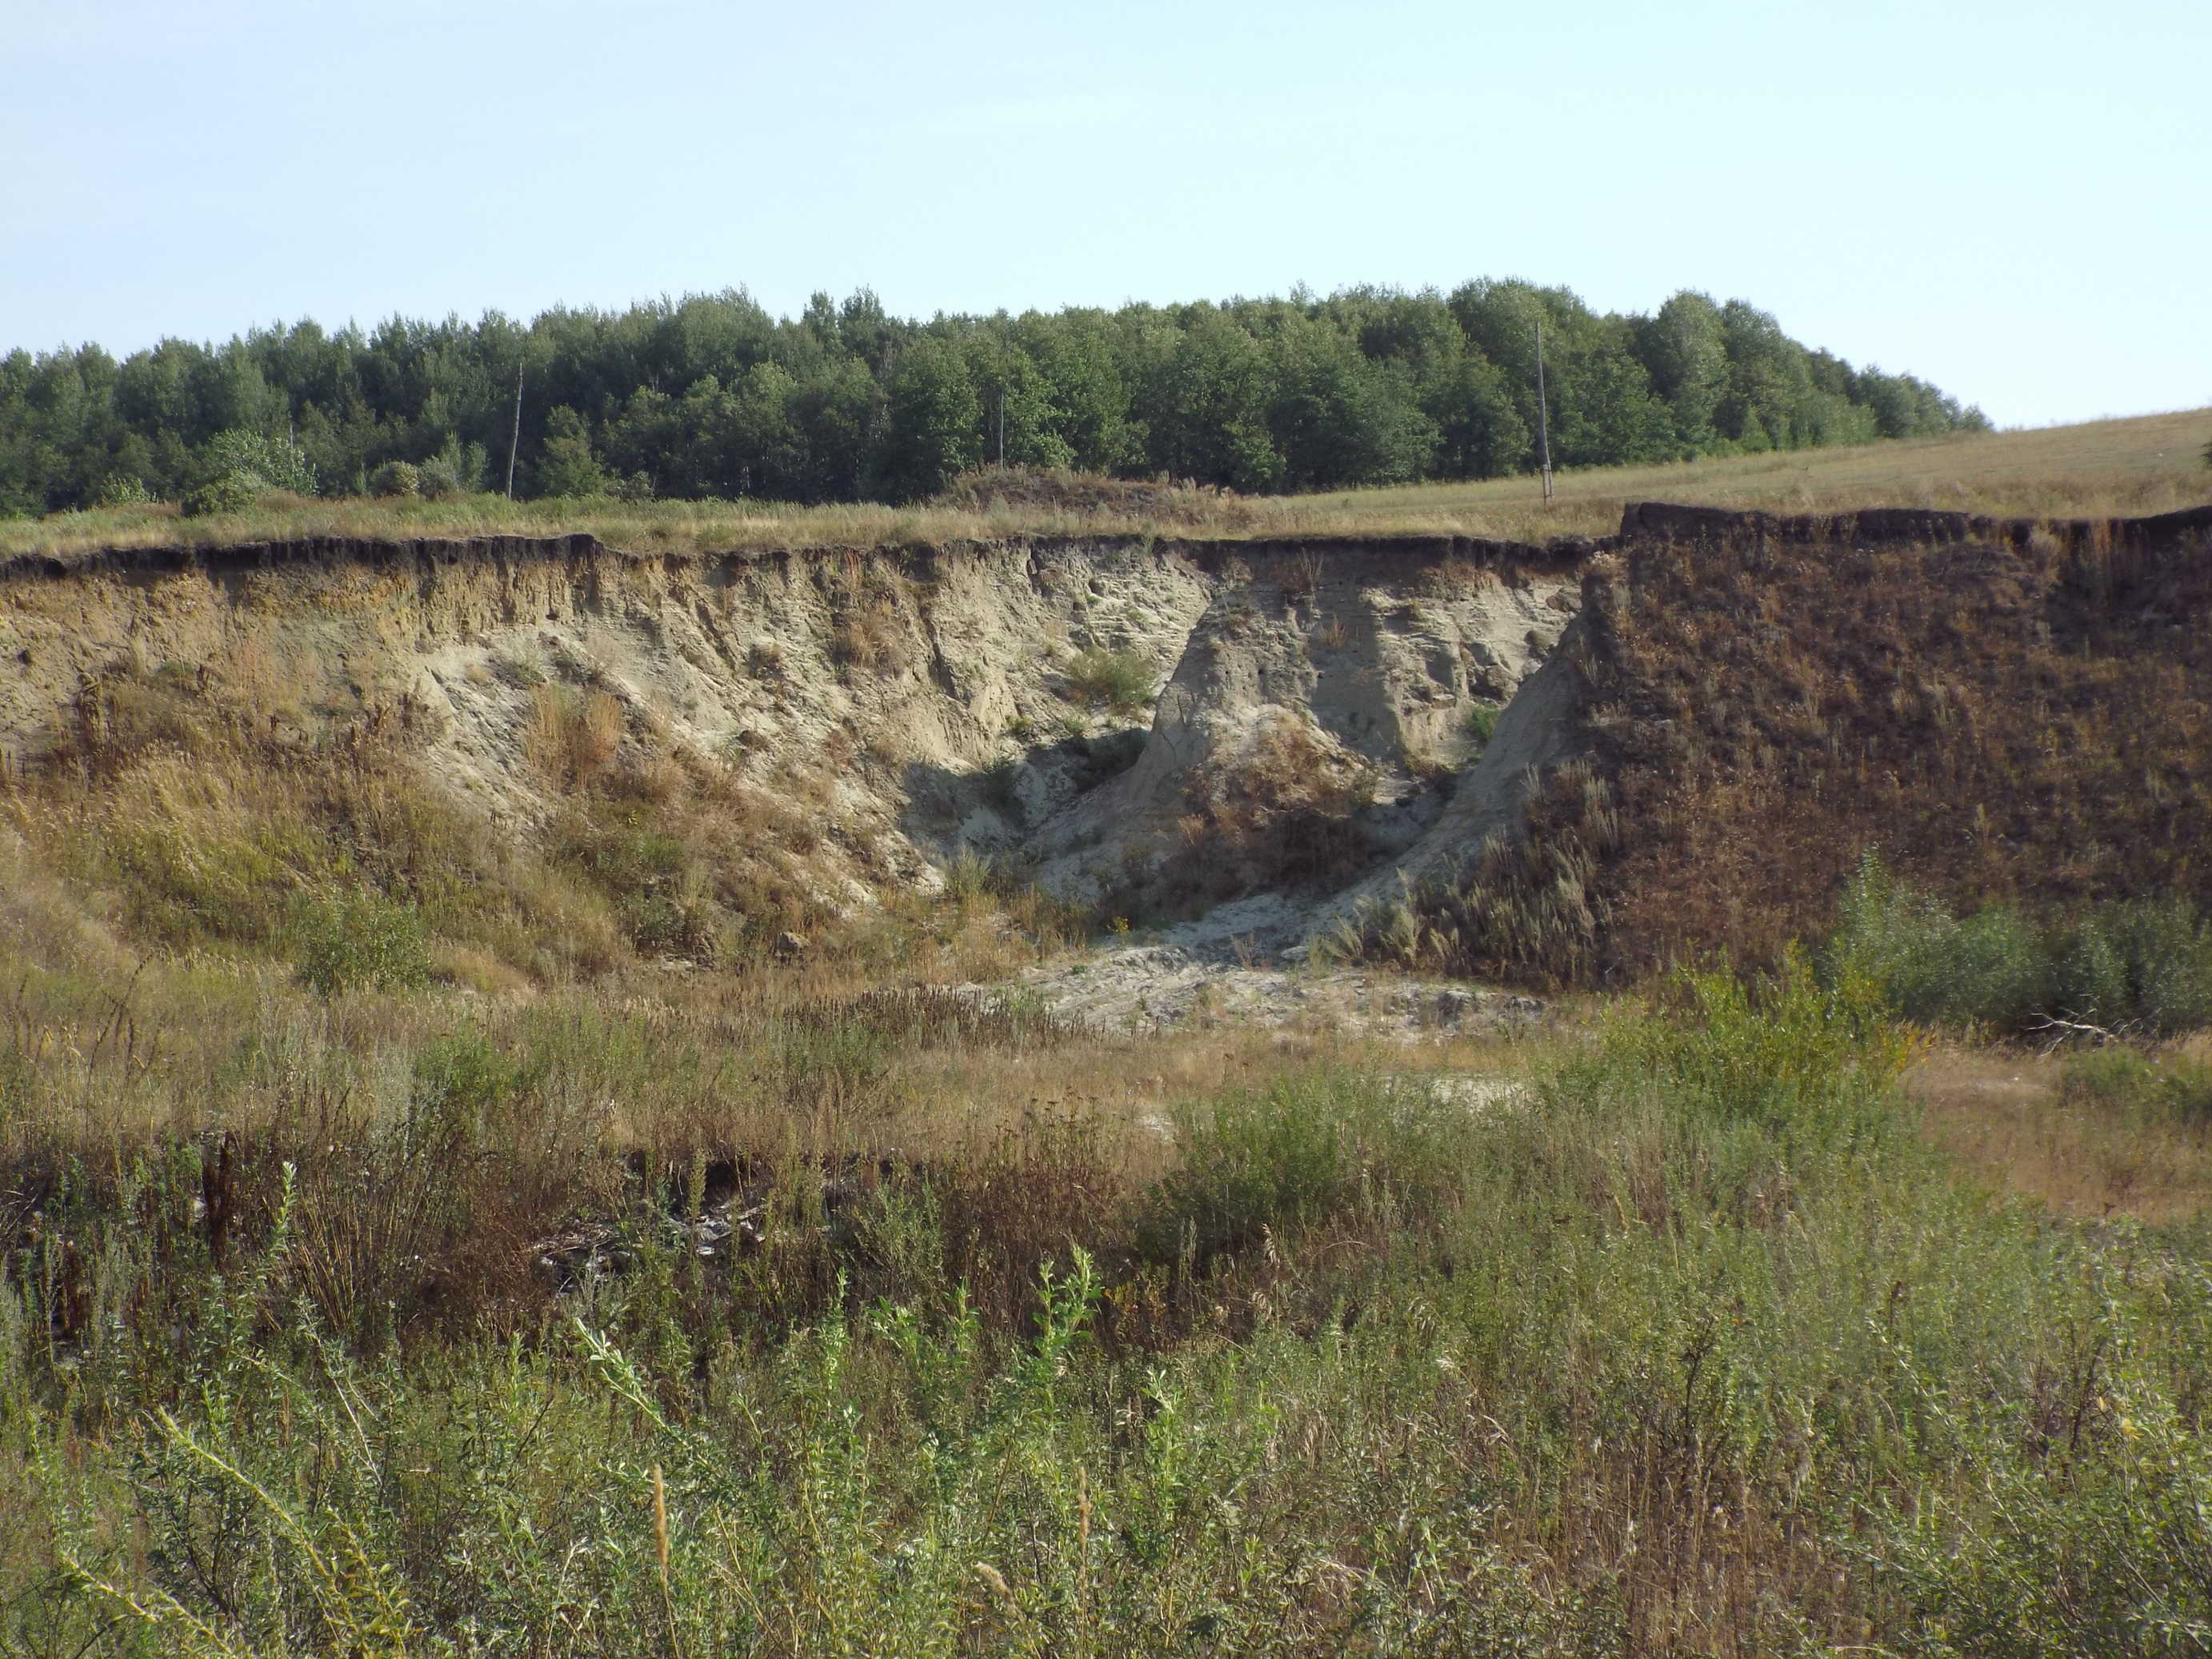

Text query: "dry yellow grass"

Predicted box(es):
[6, 409, 2206, 561]
[1909, 1041, 2212, 1225]
[1284, 406, 2212, 542]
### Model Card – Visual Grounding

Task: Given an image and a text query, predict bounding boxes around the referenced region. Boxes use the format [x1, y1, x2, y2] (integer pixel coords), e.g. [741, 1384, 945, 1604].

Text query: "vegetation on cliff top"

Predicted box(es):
[1, 281, 1985, 520]
[3, 406, 2203, 566]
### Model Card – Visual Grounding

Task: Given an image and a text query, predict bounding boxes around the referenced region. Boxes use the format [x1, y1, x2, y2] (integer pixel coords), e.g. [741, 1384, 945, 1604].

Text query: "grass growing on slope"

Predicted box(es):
[0, 632, 1076, 996]
[1361, 495, 2212, 990]
[1061, 647, 1159, 718]
[4, 957, 2210, 1654]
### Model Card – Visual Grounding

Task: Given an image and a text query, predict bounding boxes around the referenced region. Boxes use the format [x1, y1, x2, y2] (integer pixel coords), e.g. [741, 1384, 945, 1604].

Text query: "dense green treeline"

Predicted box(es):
[0, 282, 1985, 516]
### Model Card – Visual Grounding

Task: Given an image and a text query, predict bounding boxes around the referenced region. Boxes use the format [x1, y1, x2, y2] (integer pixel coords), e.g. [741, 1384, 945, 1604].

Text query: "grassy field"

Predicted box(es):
[4, 408, 2206, 562]
[1911, 1039, 2212, 1225]
[1302, 406, 2212, 542]
[3, 919, 2210, 1657]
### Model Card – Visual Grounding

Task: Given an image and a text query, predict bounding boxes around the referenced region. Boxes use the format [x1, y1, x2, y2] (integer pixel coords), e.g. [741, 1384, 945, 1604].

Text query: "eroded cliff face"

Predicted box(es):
[0, 532, 1577, 943]
[1020, 546, 1577, 943]
[28, 505, 2195, 985]
[0, 538, 1193, 903]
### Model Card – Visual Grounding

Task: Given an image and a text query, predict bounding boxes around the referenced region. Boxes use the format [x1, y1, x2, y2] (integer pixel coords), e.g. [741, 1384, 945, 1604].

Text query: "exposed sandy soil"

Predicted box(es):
[0, 532, 1570, 948]
[1014, 940, 1545, 1041]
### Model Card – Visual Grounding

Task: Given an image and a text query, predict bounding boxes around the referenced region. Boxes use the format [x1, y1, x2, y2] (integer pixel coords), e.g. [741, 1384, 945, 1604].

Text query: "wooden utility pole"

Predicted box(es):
[505, 362, 524, 498]
[1535, 319, 1554, 502]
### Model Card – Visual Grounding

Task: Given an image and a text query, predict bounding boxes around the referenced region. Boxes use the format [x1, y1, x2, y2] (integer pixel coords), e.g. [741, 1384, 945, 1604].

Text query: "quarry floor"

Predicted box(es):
[1010, 936, 1544, 1043]
[1000, 934, 2212, 1232]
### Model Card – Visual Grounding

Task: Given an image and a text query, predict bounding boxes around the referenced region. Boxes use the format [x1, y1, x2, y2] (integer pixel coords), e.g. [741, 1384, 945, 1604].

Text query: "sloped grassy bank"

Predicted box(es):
[6, 969, 2209, 1656]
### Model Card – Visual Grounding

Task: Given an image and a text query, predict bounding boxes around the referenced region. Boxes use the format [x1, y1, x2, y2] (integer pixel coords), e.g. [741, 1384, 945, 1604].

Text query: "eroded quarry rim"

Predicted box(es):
[3, 496, 2206, 1025]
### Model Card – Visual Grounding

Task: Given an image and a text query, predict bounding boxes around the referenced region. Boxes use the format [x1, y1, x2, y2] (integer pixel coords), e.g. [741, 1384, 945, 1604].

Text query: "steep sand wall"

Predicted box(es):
[0, 531, 1574, 923]
[1025, 544, 1577, 923]
[0, 534, 1202, 902]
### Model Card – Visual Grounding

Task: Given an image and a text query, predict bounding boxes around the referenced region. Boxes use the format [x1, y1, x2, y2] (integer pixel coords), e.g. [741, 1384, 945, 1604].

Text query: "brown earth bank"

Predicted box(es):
[1373, 501, 2212, 986]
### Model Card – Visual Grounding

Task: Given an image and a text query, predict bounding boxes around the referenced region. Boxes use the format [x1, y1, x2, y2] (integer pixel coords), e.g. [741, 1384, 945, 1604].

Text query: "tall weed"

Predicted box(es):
[293, 889, 432, 995]
[1142, 1066, 1474, 1263]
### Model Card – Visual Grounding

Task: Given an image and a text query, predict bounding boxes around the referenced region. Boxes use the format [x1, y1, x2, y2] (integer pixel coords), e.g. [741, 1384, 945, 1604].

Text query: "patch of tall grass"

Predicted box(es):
[4, 957, 2209, 1653]
[1141, 1065, 1476, 1264]
[1060, 646, 1158, 717]
[2062, 1045, 2212, 1127]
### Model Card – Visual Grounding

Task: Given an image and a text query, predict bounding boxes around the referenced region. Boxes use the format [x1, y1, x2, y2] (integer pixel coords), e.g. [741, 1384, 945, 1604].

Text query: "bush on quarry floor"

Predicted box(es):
[1824, 851, 2212, 1036]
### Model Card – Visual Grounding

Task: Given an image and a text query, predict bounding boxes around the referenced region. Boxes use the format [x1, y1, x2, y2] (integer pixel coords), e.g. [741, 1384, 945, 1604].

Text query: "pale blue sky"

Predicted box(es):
[3, 0, 2206, 428]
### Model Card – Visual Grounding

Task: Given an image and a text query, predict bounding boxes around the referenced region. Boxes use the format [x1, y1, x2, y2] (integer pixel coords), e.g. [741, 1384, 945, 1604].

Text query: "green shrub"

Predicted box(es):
[181, 472, 267, 518]
[555, 809, 722, 961]
[1607, 953, 1911, 1144]
[1872, 1349, 2212, 1657]
[979, 755, 1026, 818]
[1825, 854, 2212, 1036]
[369, 459, 421, 498]
[93, 474, 153, 507]
[627, 890, 718, 960]
[2054, 901, 2212, 1034]
[196, 427, 318, 498]
[294, 890, 432, 995]
[1062, 646, 1156, 716]
[371, 454, 473, 501]
[1460, 701, 1501, 750]
[1825, 852, 2046, 1027]
[180, 431, 318, 516]
[415, 457, 466, 500]
[410, 1033, 526, 1145]
[1912, 905, 2049, 1026]
[941, 845, 1009, 905]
